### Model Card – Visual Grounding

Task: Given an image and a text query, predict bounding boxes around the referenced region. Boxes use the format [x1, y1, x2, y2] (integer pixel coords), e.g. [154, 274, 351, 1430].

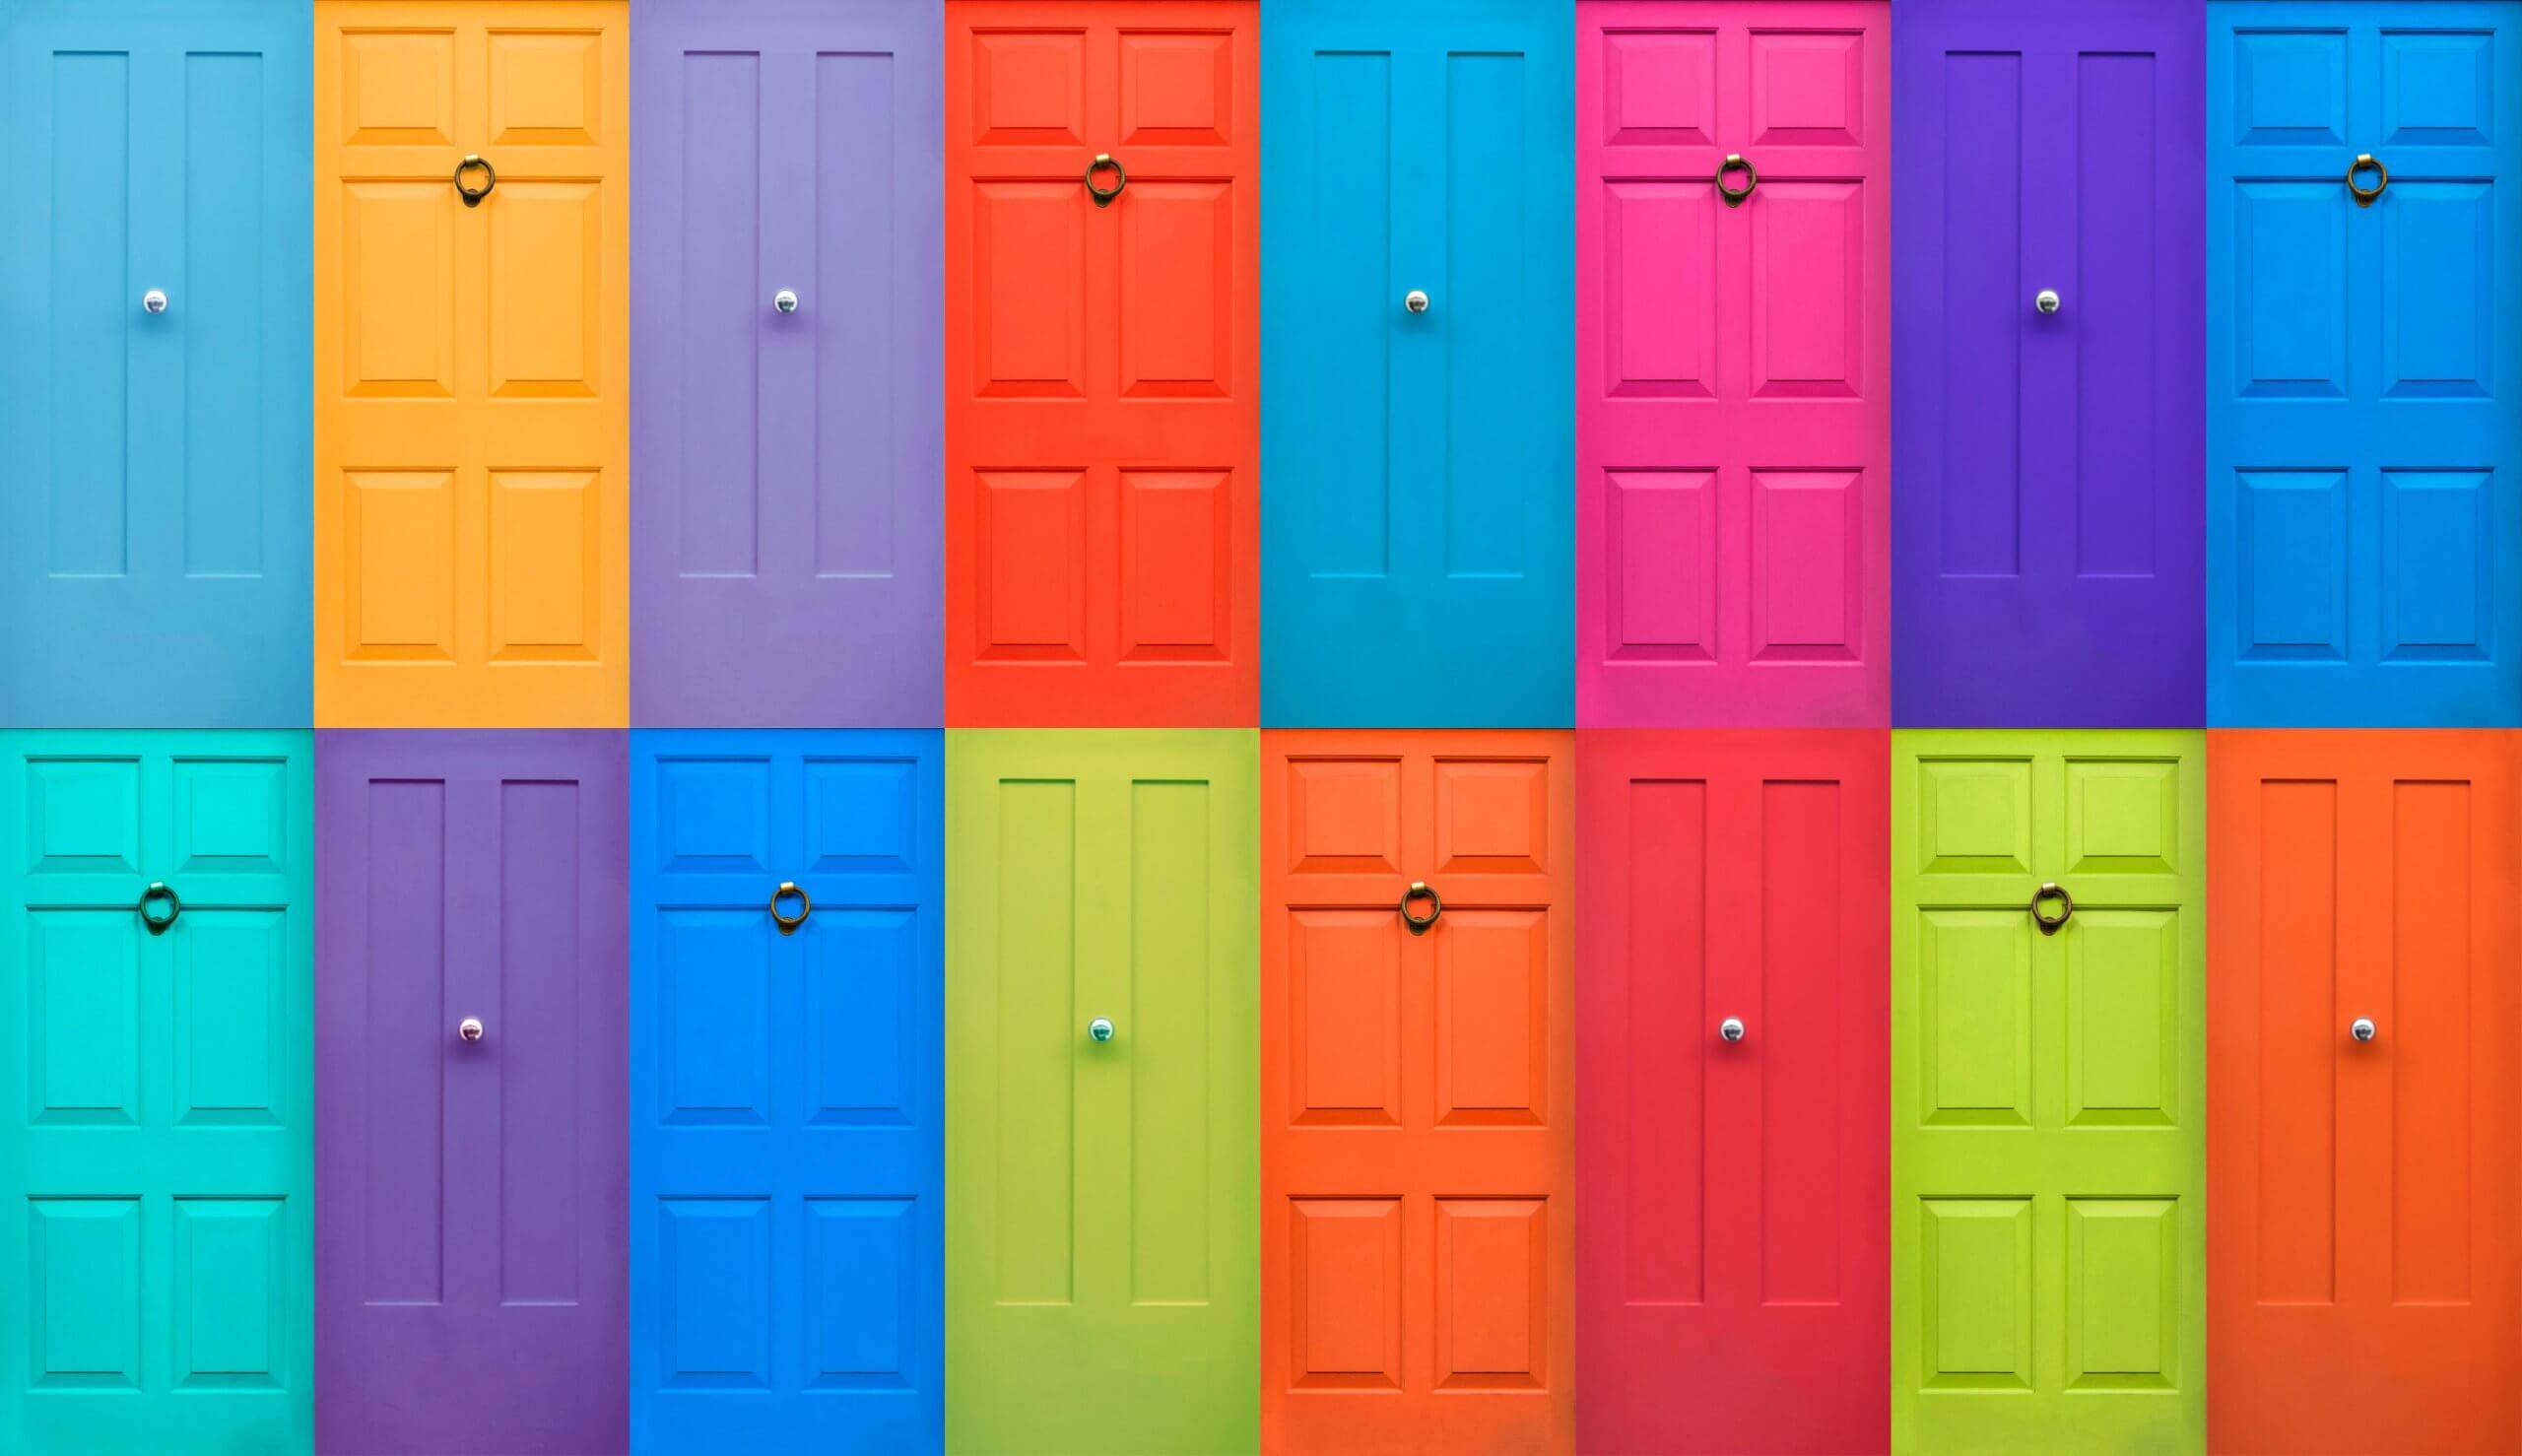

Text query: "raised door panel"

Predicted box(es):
[314, 3, 629, 727]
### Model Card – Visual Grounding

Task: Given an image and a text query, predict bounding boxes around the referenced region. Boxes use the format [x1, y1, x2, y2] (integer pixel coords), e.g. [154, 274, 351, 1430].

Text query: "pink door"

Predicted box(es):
[1576, 3, 1890, 727]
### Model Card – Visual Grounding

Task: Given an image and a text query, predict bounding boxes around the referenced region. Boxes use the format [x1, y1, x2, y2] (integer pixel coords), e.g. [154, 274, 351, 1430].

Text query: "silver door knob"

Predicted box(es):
[2034, 289, 2060, 315]
[1404, 289, 1429, 314]
[1718, 1017, 1746, 1043]
[2350, 1017, 2376, 1043]
[1088, 1017, 1115, 1043]
[142, 290, 167, 314]
[773, 289, 798, 314]
[458, 1017, 484, 1043]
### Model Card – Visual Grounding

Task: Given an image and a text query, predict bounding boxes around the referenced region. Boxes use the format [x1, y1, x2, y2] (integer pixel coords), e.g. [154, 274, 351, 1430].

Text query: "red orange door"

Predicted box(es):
[2209, 730, 2519, 1453]
[945, 2, 1258, 726]
[1261, 733, 1574, 1454]
[1575, 730, 1888, 1453]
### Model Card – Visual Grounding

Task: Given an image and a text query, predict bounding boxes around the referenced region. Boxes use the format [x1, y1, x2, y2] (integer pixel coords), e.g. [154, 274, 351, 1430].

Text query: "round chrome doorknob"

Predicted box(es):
[2350, 1017, 2376, 1043]
[142, 290, 167, 314]
[1718, 1017, 1746, 1043]
[1403, 289, 1429, 314]
[1088, 1017, 1115, 1043]
[458, 1017, 484, 1043]
[2034, 289, 2061, 315]
[773, 289, 799, 314]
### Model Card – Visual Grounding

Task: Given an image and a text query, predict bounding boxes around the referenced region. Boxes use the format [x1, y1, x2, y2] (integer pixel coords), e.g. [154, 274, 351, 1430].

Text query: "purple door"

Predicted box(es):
[315, 731, 629, 1455]
[630, 0, 943, 726]
[1892, 0, 2205, 725]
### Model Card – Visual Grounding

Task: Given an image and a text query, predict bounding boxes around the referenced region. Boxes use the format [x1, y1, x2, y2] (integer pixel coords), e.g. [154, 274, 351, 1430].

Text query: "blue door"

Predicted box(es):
[0, 1, 311, 727]
[2209, 1, 2522, 724]
[630, 730, 942, 1454]
[1261, 0, 1575, 727]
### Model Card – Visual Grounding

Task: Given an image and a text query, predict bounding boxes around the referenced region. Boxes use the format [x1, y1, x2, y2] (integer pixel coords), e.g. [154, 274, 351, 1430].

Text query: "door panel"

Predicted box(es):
[1, 3, 311, 726]
[1892, 731, 2205, 1453]
[945, 4, 1258, 726]
[0, 732, 313, 1454]
[632, 3, 942, 726]
[315, 3, 629, 727]
[1263, 0, 1575, 727]
[1576, 730, 1886, 1453]
[1894, 1, 2206, 725]
[1576, 4, 1890, 728]
[2210, 3, 2522, 724]
[945, 729, 1258, 1453]
[1262, 732, 1574, 1453]
[631, 730, 942, 1451]
[2208, 731, 2518, 1452]
[315, 730, 627, 1454]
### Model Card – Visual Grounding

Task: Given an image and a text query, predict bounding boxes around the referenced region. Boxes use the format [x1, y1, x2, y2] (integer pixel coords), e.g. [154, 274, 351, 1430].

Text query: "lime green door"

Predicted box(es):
[946, 729, 1259, 1455]
[1892, 731, 2205, 1454]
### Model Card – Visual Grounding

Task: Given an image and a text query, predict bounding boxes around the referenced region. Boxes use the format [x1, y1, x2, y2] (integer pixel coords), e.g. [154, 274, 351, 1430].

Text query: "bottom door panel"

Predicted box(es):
[315, 730, 628, 1455]
[1261, 731, 1575, 1454]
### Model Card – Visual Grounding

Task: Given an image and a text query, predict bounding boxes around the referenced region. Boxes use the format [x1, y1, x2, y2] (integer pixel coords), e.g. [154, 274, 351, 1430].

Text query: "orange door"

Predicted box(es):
[314, 2, 629, 726]
[2209, 730, 2519, 1453]
[945, 2, 1258, 726]
[1260, 732, 1575, 1454]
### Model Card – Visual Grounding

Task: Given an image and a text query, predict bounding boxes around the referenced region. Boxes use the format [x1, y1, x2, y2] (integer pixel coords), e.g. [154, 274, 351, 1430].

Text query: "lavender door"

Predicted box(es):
[631, 0, 943, 726]
[315, 731, 628, 1455]
[1892, 0, 2205, 725]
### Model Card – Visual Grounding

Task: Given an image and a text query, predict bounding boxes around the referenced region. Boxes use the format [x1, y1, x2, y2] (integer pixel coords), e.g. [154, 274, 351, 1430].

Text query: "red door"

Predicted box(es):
[944, 1, 1259, 726]
[1261, 732, 1575, 1454]
[1575, 729, 1888, 1453]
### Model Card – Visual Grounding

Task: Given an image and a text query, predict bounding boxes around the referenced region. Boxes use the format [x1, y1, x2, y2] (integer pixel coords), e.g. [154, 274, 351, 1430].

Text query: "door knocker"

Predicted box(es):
[2346, 153, 2386, 208]
[454, 153, 497, 207]
[1085, 152, 1126, 207]
[769, 881, 811, 936]
[1399, 881, 1442, 935]
[1716, 153, 1758, 208]
[2029, 881, 2073, 936]
[138, 881, 181, 936]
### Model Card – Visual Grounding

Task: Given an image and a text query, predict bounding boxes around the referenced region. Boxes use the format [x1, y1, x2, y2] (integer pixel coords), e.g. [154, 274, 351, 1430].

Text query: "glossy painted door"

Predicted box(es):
[2209, 731, 2518, 1453]
[2209, 4, 2522, 725]
[1264, 0, 1576, 728]
[0, 732, 312, 1454]
[313, 3, 630, 728]
[1575, 4, 1890, 728]
[945, 730, 1257, 1453]
[1261, 733, 1574, 1453]
[1892, 731, 2205, 1453]
[1894, 1, 2206, 726]
[1577, 729, 1887, 1453]
[315, 730, 627, 1454]
[1, 3, 310, 727]
[943, 3, 1258, 727]
[632, 2, 942, 727]
[630, 730, 943, 1452]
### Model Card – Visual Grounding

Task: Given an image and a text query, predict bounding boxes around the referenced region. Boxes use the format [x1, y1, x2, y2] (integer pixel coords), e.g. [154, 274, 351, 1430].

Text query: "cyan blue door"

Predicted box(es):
[1261, 0, 1575, 727]
[2209, 1, 2522, 724]
[630, 730, 942, 1454]
[0, 1, 311, 727]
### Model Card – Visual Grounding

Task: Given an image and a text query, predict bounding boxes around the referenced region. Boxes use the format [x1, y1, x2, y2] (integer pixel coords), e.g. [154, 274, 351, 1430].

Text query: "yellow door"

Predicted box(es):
[314, 2, 628, 726]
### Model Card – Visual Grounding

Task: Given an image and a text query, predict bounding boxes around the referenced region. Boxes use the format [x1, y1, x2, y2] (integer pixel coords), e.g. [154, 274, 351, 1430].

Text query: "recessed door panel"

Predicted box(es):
[2208, 731, 2518, 1452]
[946, 4, 1258, 726]
[2209, 2, 2522, 724]
[0, 732, 312, 1454]
[1264, 732, 1574, 1452]
[945, 729, 1258, 1453]
[1, 3, 312, 726]
[1576, 729, 1887, 1453]
[315, 730, 627, 1454]
[1577, 3, 1889, 728]
[1892, 731, 2205, 1453]
[315, 2, 629, 727]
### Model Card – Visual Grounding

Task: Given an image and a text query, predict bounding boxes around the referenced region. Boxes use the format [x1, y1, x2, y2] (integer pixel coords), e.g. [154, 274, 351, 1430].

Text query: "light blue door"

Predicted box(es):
[0, 0, 311, 728]
[1262, 0, 1575, 727]
[630, 730, 943, 1454]
[2209, 2, 2522, 724]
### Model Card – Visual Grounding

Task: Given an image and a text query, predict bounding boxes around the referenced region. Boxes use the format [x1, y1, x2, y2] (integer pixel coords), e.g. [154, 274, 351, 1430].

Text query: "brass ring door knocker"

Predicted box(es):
[2029, 881, 2074, 936]
[2346, 153, 2387, 207]
[1085, 152, 1126, 207]
[1716, 153, 1758, 208]
[1399, 881, 1442, 935]
[769, 881, 811, 936]
[454, 153, 497, 207]
[138, 881, 181, 936]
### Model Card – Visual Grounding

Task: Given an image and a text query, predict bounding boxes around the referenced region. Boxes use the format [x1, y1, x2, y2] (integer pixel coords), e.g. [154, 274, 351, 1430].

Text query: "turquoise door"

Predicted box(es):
[0, 1, 312, 726]
[1261, 0, 1575, 727]
[0, 732, 314, 1454]
[2208, 2, 2522, 724]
